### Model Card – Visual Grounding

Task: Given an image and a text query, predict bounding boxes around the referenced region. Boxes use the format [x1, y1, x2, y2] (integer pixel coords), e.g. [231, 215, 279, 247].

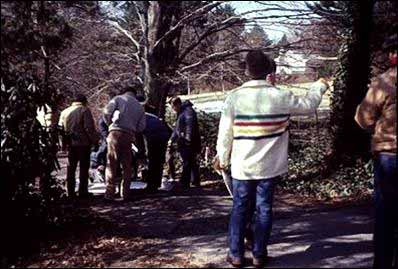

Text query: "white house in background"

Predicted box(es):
[275, 50, 337, 76]
[275, 50, 310, 75]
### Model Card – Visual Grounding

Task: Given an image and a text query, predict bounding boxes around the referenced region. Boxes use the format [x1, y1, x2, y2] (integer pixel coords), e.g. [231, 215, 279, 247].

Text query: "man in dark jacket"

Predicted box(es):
[90, 115, 109, 180]
[141, 104, 172, 192]
[170, 97, 201, 189]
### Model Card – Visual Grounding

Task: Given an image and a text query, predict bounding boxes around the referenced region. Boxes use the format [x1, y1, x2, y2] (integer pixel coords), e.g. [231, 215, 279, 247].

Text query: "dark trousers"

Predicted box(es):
[66, 145, 91, 197]
[90, 140, 107, 169]
[229, 178, 275, 259]
[96, 139, 108, 167]
[166, 146, 176, 179]
[373, 153, 398, 269]
[179, 146, 200, 187]
[147, 140, 168, 190]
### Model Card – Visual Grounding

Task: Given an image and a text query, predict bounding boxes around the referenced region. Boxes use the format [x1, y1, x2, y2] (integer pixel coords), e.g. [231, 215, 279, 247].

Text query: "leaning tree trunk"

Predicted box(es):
[142, 1, 183, 118]
[328, 0, 374, 168]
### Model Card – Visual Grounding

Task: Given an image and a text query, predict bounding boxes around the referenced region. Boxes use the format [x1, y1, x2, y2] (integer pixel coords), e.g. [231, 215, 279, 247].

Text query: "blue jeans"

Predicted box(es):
[229, 177, 276, 259]
[373, 153, 398, 269]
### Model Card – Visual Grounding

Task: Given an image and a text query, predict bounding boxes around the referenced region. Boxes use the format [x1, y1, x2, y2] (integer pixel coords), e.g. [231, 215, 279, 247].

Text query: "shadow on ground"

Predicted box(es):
[17, 181, 373, 268]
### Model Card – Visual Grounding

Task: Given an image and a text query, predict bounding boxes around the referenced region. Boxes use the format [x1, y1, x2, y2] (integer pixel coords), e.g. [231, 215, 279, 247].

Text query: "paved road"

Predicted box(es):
[51, 157, 373, 268]
[99, 191, 373, 268]
[169, 202, 373, 268]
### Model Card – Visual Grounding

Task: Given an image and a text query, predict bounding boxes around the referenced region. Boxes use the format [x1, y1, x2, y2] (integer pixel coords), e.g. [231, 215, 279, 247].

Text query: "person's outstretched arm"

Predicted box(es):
[216, 95, 234, 169]
[288, 79, 329, 115]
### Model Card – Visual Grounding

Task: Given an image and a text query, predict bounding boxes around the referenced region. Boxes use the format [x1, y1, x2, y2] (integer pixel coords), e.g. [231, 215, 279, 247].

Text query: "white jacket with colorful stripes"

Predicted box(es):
[216, 79, 328, 180]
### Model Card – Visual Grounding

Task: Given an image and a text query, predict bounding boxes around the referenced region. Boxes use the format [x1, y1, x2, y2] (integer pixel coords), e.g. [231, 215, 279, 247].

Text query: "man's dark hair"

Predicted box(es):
[245, 50, 273, 79]
[74, 93, 87, 105]
[170, 97, 182, 106]
[121, 85, 137, 95]
[136, 94, 146, 103]
[107, 90, 118, 99]
[120, 78, 142, 95]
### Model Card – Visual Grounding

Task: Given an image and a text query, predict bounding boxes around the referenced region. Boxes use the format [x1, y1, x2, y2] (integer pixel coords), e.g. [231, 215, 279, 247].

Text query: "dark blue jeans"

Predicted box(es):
[229, 177, 276, 259]
[90, 139, 107, 168]
[373, 153, 398, 269]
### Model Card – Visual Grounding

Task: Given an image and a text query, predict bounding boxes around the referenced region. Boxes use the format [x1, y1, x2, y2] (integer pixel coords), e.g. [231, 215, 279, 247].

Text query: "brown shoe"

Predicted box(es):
[226, 254, 243, 268]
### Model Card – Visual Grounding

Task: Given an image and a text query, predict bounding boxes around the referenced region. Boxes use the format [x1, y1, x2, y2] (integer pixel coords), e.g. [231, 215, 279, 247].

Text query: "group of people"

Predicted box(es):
[58, 87, 201, 201]
[57, 35, 396, 268]
[213, 37, 396, 268]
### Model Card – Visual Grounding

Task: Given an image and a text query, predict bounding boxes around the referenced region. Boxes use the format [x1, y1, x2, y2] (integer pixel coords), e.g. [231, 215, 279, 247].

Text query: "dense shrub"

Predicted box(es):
[164, 107, 221, 180]
[1, 2, 72, 264]
[166, 107, 373, 199]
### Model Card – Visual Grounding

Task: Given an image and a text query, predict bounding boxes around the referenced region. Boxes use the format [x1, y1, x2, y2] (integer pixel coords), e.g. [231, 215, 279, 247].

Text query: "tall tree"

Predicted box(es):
[309, 1, 374, 168]
[108, 1, 308, 116]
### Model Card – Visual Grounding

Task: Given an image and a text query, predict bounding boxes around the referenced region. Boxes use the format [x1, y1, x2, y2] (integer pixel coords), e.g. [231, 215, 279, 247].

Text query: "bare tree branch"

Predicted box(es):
[178, 17, 244, 63]
[108, 20, 140, 52]
[152, 1, 224, 51]
[179, 38, 313, 73]
[249, 12, 319, 21]
[239, 8, 311, 16]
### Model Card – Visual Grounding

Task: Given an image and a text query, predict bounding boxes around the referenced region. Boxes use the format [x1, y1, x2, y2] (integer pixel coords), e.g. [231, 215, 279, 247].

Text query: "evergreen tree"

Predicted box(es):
[245, 23, 273, 48]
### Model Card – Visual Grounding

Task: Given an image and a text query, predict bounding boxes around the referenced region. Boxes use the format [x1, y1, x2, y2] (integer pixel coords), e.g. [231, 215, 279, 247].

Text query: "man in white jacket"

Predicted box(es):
[214, 50, 329, 268]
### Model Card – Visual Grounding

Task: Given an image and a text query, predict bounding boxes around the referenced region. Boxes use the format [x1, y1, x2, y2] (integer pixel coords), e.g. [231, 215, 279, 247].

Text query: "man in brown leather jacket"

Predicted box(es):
[355, 34, 397, 269]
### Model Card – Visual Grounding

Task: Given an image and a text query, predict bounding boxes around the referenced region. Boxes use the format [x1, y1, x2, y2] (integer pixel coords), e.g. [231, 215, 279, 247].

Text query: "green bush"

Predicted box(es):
[164, 107, 221, 180]
[166, 107, 373, 199]
[1, 2, 71, 264]
[282, 123, 373, 199]
[1, 77, 64, 264]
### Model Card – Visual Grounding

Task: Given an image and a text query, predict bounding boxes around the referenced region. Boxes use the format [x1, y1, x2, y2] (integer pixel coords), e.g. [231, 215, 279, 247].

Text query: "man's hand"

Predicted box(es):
[212, 155, 225, 172]
[318, 78, 330, 89]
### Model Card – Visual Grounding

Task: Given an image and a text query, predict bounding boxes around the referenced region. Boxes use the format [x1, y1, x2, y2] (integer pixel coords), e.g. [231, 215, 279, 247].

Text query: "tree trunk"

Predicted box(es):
[328, 0, 374, 167]
[142, 1, 183, 117]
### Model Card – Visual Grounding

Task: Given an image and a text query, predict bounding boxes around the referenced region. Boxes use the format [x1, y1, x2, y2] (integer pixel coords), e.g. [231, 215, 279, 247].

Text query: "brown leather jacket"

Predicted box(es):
[355, 67, 397, 153]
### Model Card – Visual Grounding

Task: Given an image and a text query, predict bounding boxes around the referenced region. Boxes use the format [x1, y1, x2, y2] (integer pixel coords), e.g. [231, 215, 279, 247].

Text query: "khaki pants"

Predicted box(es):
[105, 130, 135, 199]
